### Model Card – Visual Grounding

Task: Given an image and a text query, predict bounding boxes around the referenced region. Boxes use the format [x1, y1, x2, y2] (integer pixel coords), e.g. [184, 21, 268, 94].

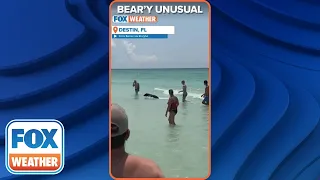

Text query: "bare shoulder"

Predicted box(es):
[127, 155, 164, 178]
[140, 158, 164, 178]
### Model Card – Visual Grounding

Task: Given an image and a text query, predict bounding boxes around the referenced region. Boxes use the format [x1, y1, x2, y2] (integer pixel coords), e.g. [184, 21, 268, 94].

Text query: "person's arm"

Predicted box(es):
[178, 86, 183, 93]
[176, 97, 179, 106]
[202, 87, 208, 97]
[132, 82, 135, 87]
[157, 173, 165, 178]
[149, 161, 164, 178]
[155, 167, 164, 178]
[179, 85, 187, 93]
[166, 98, 171, 116]
[139, 160, 165, 178]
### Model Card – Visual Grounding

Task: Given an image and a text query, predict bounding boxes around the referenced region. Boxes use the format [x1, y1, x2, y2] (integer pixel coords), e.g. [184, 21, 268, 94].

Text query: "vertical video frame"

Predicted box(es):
[109, 0, 211, 178]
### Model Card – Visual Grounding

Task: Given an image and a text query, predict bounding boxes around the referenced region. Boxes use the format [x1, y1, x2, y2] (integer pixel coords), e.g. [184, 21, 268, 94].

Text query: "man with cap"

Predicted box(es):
[111, 103, 164, 178]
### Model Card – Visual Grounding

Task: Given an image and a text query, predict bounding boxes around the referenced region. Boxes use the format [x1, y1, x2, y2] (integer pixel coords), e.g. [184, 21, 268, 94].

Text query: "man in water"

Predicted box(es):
[132, 80, 140, 94]
[201, 80, 209, 105]
[179, 80, 188, 102]
[165, 89, 179, 125]
[111, 104, 164, 178]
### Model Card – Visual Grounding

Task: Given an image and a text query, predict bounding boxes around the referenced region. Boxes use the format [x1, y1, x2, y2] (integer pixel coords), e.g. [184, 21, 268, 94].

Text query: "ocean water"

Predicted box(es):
[111, 68, 210, 178]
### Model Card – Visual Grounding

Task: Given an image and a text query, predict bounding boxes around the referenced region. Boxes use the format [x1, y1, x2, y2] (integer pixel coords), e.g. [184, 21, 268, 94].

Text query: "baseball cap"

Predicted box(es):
[111, 103, 128, 137]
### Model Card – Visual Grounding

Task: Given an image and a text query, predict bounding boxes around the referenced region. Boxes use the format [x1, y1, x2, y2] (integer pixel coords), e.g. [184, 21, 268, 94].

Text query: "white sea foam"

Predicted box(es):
[154, 88, 203, 100]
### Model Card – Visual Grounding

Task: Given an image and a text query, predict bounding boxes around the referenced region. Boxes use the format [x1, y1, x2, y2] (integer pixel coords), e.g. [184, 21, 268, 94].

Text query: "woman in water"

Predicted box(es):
[179, 80, 188, 102]
[165, 89, 179, 125]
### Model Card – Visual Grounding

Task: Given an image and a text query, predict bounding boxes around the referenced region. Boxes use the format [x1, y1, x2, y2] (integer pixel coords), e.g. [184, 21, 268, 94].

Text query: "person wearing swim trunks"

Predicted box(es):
[165, 89, 179, 125]
[201, 80, 209, 105]
[179, 80, 188, 102]
[132, 80, 140, 95]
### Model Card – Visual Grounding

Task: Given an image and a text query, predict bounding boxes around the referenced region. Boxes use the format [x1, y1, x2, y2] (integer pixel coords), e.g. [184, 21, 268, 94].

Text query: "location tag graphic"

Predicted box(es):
[113, 26, 118, 33]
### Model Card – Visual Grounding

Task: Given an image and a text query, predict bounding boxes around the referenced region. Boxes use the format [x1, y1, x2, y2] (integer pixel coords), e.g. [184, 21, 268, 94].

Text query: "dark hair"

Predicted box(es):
[111, 132, 127, 149]
[204, 80, 208, 85]
[169, 89, 174, 95]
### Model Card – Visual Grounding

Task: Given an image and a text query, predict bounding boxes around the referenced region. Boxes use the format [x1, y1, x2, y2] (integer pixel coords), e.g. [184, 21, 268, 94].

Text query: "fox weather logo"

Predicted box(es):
[5, 119, 65, 175]
[113, 15, 129, 23]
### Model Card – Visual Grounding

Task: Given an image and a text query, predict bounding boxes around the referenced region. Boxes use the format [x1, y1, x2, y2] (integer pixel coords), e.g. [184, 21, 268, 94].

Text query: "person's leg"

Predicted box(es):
[171, 114, 176, 125]
[170, 111, 177, 125]
[182, 93, 187, 102]
[168, 112, 175, 125]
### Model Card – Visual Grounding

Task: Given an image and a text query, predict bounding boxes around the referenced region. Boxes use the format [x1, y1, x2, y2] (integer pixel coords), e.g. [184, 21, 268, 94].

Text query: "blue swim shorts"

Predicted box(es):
[203, 96, 209, 104]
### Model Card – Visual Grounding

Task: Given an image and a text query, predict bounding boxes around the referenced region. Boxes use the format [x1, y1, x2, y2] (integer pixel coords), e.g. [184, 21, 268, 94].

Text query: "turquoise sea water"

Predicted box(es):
[111, 68, 209, 178]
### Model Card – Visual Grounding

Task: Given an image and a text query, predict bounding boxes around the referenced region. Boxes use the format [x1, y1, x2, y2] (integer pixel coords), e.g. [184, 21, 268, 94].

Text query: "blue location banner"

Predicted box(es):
[112, 34, 168, 39]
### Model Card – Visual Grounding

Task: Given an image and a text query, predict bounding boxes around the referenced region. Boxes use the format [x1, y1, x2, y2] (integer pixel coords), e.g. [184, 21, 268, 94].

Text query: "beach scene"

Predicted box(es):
[110, 2, 209, 177]
[111, 68, 209, 178]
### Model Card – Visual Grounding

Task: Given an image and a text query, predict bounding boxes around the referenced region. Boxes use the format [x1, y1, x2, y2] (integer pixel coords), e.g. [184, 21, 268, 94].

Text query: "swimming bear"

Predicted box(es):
[143, 93, 159, 99]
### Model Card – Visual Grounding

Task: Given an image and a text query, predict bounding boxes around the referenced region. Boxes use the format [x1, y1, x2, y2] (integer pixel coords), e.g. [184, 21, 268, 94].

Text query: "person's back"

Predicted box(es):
[111, 104, 164, 178]
[205, 86, 209, 96]
[135, 82, 140, 90]
[171, 96, 179, 108]
[112, 155, 164, 178]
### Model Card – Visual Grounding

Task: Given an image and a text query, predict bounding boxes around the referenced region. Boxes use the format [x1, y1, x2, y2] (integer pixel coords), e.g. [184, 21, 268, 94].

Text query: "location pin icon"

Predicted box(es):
[113, 26, 118, 33]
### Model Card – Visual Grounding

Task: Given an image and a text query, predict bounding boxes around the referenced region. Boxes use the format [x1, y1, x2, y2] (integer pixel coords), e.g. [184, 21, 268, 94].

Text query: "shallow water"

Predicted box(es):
[111, 68, 209, 178]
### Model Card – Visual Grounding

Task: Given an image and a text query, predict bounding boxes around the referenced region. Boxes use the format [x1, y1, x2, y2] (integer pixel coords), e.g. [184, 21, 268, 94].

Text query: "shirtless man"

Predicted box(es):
[179, 80, 188, 102]
[132, 80, 140, 95]
[201, 80, 209, 105]
[165, 89, 179, 125]
[111, 104, 164, 178]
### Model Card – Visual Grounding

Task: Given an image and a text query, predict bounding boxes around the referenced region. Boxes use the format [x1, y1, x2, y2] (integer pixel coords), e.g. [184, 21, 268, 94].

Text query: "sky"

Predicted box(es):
[111, 11, 209, 69]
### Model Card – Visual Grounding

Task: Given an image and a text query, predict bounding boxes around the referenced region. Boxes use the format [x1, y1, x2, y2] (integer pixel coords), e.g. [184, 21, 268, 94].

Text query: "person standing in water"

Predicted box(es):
[179, 80, 188, 102]
[165, 89, 179, 125]
[132, 80, 140, 95]
[201, 80, 209, 105]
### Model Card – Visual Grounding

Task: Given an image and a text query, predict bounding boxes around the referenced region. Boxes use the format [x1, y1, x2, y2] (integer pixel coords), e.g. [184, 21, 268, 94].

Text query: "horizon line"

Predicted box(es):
[111, 67, 209, 70]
